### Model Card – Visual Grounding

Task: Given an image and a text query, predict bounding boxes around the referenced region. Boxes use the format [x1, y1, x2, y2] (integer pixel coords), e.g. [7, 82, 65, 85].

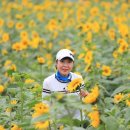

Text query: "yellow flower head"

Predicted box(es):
[0, 85, 4, 93]
[20, 31, 28, 39]
[46, 19, 58, 32]
[90, 7, 99, 16]
[78, 53, 85, 59]
[108, 28, 115, 40]
[59, 125, 64, 130]
[7, 20, 14, 28]
[92, 22, 100, 33]
[2, 33, 9, 42]
[113, 93, 124, 104]
[0, 18, 4, 27]
[25, 79, 35, 84]
[126, 99, 130, 107]
[37, 57, 45, 64]
[4, 60, 12, 67]
[33, 102, 49, 117]
[102, 65, 112, 76]
[5, 107, 12, 113]
[84, 50, 93, 65]
[11, 124, 22, 130]
[118, 42, 128, 54]
[34, 120, 49, 129]
[96, 62, 101, 68]
[12, 42, 23, 51]
[88, 111, 100, 128]
[0, 125, 5, 130]
[16, 22, 24, 30]
[118, 24, 129, 37]
[83, 85, 99, 104]
[2, 49, 8, 55]
[67, 78, 83, 92]
[10, 100, 17, 105]
[112, 50, 118, 59]
[9, 64, 17, 71]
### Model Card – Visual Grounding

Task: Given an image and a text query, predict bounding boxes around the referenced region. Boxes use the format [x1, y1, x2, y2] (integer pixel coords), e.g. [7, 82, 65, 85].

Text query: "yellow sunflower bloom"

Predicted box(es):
[10, 100, 17, 105]
[113, 93, 124, 104]
[88, 110, 100, 128]
[67, 78, 83, 92]
[0, 85, 4, 93]
[0, 125, 5, 130]
[83, 85, 99, 104]
[102, 65, 112, 76]
[32, 102, 49, 118]
[11, 124, 22, 130]
[126, 99, 130, 107]
[34, 120, 49, 130]
[37, 57, 45, 64]
[25, 79, 35, 84]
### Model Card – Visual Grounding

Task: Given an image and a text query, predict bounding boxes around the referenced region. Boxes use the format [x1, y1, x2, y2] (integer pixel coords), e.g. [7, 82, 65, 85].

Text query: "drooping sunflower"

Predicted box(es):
[83, 85, 99, 104]
[67, 78, 83, 93]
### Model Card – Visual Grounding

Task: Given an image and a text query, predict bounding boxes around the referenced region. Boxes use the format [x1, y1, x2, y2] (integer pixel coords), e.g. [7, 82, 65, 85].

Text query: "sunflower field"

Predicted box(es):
[0, 0, 130, 130]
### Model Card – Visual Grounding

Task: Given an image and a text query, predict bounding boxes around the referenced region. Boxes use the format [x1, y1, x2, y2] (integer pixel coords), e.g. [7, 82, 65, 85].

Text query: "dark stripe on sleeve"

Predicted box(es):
[43, 88, 51, 93]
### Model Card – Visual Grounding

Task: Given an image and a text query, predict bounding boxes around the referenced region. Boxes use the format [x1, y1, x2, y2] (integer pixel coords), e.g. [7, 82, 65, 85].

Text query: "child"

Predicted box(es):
[42, 49, 88, 98]
[42, 49, 88, 121]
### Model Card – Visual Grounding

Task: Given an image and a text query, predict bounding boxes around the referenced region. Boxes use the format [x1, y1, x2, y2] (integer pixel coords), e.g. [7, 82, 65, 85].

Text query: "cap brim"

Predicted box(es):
[60, 56, 74, 61]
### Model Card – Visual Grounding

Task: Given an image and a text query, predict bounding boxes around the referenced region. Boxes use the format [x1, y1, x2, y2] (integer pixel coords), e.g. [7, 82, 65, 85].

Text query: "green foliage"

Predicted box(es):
[0, 0, 129, 129]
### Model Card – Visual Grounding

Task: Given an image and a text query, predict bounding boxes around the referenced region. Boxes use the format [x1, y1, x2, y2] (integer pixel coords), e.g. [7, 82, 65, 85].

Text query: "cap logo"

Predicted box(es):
[70, 53, 74, 58]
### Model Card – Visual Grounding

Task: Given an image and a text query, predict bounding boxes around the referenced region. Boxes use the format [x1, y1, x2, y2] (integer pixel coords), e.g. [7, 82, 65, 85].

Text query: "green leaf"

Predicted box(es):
[124, 108, 130, 124]
[31, 114, 49, 123]
[101, 115, 119, 130]
[7, 69, 14, 76]
[64, 126, 85, 130]
[111, 86, 130, 96]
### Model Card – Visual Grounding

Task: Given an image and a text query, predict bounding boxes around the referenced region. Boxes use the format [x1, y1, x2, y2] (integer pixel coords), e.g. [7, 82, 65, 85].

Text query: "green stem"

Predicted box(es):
[65, 105, 73, 130]
[41, 65, 43, 77]
[7, 94, 12, 129]
[48, 121, 52, 130]
[19, 81, 24, 123]
[53, 108, 57, 130]
[79, 89, 83, 123]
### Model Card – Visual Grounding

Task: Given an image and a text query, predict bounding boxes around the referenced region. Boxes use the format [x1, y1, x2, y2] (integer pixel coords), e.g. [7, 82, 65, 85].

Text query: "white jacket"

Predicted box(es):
[42, 72, 85, 119]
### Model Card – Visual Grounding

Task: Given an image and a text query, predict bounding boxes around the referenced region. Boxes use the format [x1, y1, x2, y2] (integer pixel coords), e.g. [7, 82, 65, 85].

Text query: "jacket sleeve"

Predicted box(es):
[42, 79, 51, 98]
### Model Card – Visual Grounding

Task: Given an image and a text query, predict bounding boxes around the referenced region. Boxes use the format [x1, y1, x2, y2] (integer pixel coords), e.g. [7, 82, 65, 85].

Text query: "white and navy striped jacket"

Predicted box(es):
[42, 72, 84, 97]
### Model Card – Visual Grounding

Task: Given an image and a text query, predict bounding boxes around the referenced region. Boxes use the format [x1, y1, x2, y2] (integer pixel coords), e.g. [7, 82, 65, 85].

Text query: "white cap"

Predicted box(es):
[56, 49, 74, 61]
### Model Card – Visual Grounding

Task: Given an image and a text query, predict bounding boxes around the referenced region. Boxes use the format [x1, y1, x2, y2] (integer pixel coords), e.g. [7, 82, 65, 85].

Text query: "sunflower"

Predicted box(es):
[88, 110, 100, 128]
[34, 120, 49, 130]
[113, 93, 124, 104]
[0, 85, 4, 93]
[102, 65, 112, 76]
[67, 78, 83, 92]
[32, 102, 49, 118]
[37, 57, 45, 64]
[83, 85, 99, 104]
[0, 125, 5, 130]
[11, 124, 22, 130]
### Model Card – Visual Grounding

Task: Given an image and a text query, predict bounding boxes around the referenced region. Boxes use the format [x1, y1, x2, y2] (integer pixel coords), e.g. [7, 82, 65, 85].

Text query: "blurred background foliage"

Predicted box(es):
[0, 0, 130, 129]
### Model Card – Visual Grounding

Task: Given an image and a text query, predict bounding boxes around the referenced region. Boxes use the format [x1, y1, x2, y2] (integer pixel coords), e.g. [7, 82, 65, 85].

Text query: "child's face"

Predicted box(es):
[56, 58, 74, 76]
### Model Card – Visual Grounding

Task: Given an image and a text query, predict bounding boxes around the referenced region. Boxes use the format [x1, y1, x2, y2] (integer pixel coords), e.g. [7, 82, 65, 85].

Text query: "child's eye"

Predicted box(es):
[60, 60, 64, 63]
